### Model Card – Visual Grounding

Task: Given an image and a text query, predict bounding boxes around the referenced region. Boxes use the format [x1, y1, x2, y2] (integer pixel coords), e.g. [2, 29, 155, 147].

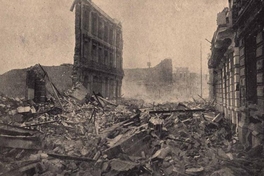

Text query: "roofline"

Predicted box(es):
[83, 0, 122, 27]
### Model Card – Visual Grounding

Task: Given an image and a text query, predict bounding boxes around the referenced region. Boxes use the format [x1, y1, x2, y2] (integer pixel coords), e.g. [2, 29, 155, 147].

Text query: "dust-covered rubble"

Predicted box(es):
[0, 92, 264, 176]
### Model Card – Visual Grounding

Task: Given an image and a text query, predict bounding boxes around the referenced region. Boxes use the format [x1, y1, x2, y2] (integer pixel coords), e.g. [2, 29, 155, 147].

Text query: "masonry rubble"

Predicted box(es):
[0, 88, 264, 176]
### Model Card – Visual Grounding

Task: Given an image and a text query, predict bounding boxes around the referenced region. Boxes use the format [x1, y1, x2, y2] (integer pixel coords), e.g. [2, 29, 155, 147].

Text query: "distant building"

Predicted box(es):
[123, 59, 173, 99]
[173, 67, 209, 100]
[72, 0, 124, 98]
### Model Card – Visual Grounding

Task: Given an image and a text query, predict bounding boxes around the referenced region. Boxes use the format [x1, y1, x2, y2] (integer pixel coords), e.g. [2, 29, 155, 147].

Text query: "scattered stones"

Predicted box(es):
[0, 93, 263, 176]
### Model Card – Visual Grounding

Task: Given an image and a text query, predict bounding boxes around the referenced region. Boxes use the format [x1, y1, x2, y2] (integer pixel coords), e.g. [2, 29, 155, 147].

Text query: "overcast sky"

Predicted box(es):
[0, 0, 227, 74]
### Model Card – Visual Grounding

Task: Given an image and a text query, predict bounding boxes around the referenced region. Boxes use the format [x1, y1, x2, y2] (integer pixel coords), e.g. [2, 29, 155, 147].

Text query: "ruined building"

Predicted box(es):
[209, 0, 264, 148]
[72, 0, 124, 98]
[173, 67, 209, 100]
[123, 59, 173, 100]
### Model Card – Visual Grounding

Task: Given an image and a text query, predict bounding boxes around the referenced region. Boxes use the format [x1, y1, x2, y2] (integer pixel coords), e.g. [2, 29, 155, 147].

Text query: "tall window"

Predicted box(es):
[83, 9, 89, 31]
[116, 32, 120, 48]
[84, 40, 89, 60]
[109, 27, 113, 44]
[104, 24, 108, 42]
[92, 43, 97, 61]
[99, 47, 103, 63]
[110, 52, 113, 67]
[104, 50, 108, 65]
[98, 18, 103, 39]
[92, 12, 97, 36]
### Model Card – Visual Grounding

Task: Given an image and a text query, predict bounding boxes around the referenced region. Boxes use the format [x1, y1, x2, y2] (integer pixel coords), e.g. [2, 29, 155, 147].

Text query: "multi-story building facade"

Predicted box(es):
[209, 0, 264, 148]
[72, 0, 124, 98]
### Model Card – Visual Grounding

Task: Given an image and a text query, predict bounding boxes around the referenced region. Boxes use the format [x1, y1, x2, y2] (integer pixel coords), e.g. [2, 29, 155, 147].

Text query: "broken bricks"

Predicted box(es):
[1, 90, 264, 176]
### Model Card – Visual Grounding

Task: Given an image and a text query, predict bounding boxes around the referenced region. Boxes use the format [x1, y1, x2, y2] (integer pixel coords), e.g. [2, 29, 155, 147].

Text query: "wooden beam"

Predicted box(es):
[47, 153, 95, 162]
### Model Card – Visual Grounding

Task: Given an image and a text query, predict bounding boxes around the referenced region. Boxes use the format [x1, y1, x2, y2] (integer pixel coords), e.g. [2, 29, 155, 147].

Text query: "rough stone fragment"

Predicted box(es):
[186, 167, 204, 174]
[151, 146, 171, 160]
[69, 83, 88, 102]
[17, 106, 31, 113]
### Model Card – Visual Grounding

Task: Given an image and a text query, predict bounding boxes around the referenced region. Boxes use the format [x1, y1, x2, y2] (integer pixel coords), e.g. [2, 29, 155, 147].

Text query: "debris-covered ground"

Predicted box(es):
[0, 91, 264, 176]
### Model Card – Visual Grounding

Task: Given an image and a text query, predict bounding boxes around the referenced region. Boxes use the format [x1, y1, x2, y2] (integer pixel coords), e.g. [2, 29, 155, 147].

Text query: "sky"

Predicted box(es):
[0, 0, 228, 75]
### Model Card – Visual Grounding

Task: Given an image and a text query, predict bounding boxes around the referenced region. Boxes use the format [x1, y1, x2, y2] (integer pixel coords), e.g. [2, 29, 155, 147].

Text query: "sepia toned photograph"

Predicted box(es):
[0, 0, 264, 175]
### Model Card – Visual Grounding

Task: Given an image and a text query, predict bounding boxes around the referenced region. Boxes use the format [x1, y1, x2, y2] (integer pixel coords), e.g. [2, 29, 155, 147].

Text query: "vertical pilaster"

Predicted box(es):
[233, 47, 240, 125]
[256, 31, 264, 106]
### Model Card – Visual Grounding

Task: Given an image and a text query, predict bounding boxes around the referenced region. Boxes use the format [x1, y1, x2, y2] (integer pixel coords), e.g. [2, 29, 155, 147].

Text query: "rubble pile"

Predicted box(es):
[0, 93, 264, 176]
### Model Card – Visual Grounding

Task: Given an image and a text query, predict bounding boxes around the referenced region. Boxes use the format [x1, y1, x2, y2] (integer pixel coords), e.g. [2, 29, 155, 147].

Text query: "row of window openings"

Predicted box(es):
[239, 32, 263, 47]
[87, 45, 122, 68]
[85, 13, 121, 47]
[83, 11, 122, 45]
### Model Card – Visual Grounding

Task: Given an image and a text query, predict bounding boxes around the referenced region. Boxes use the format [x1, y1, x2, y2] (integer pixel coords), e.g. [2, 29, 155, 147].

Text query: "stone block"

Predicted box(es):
[69, 83, 88, 102]
[237, 126, 248, 144]
[17, 106, 31, 113]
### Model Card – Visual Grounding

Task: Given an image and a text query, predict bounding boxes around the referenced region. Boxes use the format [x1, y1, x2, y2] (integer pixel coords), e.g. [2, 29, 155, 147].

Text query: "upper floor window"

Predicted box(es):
[109, 27, 113, 45]
[104, 50, 108, 65]
[92, 12, 97, 36]
[116, 32, 121, 48]
[92, 43, 97, 61]
[104, 24, 108, 42]
[110, 52, 113, 67]
[98, 18, 104, 39]
[83, 9, 90, 31]
[98, 47, 103, 63]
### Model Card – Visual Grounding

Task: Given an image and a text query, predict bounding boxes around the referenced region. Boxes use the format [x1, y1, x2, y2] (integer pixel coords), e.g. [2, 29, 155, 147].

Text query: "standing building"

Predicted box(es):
[209, 0, 264, 148]
[71, 0, 124, 98]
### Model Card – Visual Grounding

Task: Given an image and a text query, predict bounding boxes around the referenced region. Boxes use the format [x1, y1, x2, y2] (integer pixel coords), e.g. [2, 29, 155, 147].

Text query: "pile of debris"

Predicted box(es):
[0, 90, 264, 176]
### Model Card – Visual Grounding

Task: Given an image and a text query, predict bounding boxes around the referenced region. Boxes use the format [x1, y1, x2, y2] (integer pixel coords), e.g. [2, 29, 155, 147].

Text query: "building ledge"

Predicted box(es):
[208, 27, 234, 68]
